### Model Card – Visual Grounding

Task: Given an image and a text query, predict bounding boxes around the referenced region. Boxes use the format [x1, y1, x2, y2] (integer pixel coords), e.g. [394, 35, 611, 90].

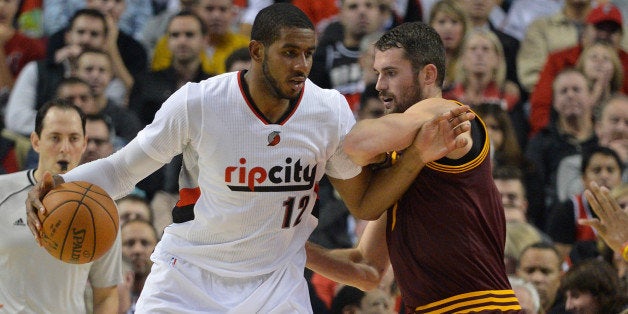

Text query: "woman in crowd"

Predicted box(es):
[560, 259, 627, 313]
[428, 0, 468, 90]
[473, 103, 523, 169]
[444, 29, 520, 112]
[576, 41, 624, 114]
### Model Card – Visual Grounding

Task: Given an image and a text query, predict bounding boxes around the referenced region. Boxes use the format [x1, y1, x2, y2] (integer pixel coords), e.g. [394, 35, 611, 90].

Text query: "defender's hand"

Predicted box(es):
[413, 105, 475, 164]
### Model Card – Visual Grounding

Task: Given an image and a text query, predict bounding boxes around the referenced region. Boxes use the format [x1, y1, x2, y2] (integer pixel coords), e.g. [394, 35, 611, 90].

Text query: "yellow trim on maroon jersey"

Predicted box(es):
[390, 203, 398, 230]
[389, 151, 400, 231]
[425, 106, 490, 174]
[415, 289, 521, 313]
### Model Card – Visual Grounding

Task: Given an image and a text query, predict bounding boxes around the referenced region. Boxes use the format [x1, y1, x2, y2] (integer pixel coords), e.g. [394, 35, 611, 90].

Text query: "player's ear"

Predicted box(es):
[81, 134, 88, 152]
[421, 64, 438, 87]
[30, 131, 41, 153]
[249, 41, 264, 63]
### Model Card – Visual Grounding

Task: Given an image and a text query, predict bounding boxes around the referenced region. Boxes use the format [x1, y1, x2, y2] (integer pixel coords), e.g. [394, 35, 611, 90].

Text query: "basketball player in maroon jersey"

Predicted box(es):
[308, 22, 521, 313]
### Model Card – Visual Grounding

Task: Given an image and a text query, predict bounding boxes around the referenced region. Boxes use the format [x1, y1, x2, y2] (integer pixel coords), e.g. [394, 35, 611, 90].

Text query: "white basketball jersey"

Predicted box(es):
[136, 71, 361, 277]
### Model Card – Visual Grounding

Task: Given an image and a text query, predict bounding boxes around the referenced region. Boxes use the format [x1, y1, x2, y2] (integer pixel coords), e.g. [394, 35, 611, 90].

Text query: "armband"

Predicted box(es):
[622, 241, 628, 262]
[369, 152, 392, 171]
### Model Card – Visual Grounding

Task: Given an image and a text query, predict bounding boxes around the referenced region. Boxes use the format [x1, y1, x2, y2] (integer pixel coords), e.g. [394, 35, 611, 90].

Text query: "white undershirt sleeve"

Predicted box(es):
[61, 138, 166, 200]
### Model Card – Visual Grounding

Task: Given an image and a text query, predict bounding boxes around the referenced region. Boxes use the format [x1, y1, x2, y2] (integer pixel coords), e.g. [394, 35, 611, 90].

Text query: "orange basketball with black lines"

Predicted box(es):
[38, 181, 118, 264]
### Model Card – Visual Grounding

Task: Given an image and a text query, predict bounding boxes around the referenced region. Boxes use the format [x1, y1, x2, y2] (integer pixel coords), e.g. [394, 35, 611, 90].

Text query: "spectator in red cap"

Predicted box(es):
[528, 3, 628, 137]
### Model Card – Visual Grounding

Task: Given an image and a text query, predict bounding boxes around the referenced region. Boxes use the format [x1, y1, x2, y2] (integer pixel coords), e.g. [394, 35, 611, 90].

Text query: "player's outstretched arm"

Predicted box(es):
[581, 181, 628, 256]
[92, 285, 118, 314]
[344, 112, 426, 166]
[25, 171, 65, 245]
[344, 100, 473, 166]
[306, 215, 389, 290]
[305, 242, 381, 291]
[338, 104, 474, 220]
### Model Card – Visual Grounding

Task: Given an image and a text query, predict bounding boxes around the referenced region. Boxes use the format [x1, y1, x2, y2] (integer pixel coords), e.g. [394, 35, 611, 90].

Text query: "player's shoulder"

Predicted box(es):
[181, 71, 239, 101]
[406, 98, 460, 116]
[303, 81, 353, 117]
[194, 71, 238, 89]
[304, 79, 346, 103]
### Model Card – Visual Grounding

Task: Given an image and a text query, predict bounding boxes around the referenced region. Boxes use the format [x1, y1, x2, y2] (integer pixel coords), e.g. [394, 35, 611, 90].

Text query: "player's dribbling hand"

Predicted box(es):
[25, 171, 64, 245]
[413, 105, 475, 164]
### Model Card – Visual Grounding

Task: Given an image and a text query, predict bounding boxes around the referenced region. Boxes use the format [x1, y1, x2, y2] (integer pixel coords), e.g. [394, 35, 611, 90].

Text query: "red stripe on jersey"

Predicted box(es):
[177, 187, 201, 207]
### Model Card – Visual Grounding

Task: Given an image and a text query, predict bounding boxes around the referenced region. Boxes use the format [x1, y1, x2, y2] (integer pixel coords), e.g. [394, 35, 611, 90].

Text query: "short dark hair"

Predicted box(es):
[35, 99, 86, 137]
[122, 218, 159, 242]
[375, 22, 446, 87]
[76, 47, 112, 68]
[167, 10, 207, 35]
[493, 165, 523, 181]
[580, 145, 623, 175]
[86, 113, 115, 140]
[67, 8, 108, 36]
[118, 194, 153, 224]
[518, 242, 562, 269]
[493, 166, 526, 197]
[250, 3, 314, 46]
[225, 47, 251, 72]
[55, 76, 91, 95]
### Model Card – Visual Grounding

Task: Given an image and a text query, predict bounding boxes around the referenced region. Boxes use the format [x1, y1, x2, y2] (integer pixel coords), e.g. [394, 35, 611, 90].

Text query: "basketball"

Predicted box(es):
[38, 181, 119, 264]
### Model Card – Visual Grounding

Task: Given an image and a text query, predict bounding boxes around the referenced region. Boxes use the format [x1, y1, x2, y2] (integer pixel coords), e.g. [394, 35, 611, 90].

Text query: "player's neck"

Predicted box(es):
[423, 86, 443, 99]
[33, 168, 42, 182]
[243, 70, 293, 122]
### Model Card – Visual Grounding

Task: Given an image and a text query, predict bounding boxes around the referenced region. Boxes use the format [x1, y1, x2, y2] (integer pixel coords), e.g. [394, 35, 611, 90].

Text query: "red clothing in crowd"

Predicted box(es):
[292, 0, 339, 31]
[529, 45, 628, 136]
[4, 32, 45, 77]
[443, 81, 520, 111]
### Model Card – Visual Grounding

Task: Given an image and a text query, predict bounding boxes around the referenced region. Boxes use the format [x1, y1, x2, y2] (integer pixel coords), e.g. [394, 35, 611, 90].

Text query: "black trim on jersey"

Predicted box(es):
[172, 204, 195, 223]
[226, 180, 314, 192]
[437, 119, 484, 166]
[238, 70, 302, 124]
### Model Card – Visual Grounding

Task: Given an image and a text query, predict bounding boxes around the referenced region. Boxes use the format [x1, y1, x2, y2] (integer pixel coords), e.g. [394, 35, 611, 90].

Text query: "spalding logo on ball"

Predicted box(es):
[38, 181, 118, 264]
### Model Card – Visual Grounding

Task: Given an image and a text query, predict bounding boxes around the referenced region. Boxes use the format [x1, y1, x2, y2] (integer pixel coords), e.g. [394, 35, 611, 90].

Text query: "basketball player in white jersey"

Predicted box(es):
[25, 3, 473, 313]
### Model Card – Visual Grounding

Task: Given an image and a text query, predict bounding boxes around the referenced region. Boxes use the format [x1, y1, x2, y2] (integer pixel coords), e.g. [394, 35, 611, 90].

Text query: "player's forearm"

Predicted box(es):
[349, 146, 426, 220]
[92, 286, 118, 314]
[305, 242, 381, 291]
[344, 113, 423, 166]
[62, 138, 164, 199]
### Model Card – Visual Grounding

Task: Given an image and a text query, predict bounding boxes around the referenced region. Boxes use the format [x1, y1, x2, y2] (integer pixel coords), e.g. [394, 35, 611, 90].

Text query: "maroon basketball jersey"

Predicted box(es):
[386, 116, 521, 313]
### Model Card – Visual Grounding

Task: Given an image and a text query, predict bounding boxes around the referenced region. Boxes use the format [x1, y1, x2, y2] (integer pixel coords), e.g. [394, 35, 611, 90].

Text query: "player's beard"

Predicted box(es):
[392, 77, 423, 113]
[261, 58, 300, 100]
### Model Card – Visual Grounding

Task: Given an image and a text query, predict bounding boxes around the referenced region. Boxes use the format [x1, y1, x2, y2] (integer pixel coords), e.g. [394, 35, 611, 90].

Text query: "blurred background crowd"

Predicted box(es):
[0, 0, 626, 313]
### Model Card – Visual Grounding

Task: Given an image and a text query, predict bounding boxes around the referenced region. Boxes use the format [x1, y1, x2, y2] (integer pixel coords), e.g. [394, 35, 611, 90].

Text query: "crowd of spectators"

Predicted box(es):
[0, 0, 627, 313]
